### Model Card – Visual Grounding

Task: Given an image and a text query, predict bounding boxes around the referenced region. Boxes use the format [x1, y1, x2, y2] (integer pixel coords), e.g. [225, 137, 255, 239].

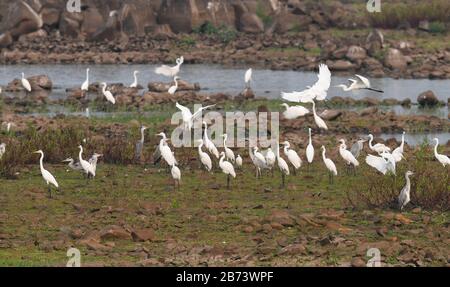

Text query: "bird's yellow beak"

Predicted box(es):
[33, 151, 39, 154]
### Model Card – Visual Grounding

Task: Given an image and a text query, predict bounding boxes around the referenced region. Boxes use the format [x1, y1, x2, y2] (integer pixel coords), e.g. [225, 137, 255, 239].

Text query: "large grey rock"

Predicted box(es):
[384, 48, 407, 70]
[417, 90, 439, 107]
[2, 1, 43, 39]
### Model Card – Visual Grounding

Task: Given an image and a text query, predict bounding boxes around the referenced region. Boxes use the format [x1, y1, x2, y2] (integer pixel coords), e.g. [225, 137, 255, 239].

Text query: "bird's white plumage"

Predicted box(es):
[219, 152, 236, 178]
[168, 76, 179, 95]
[368, 134, 390, 154]
[171, 164, 181, 181]
[245, 68, 252, 86]
[79, 145, 95, 177]
[321, 146, 337, 176]
[276, 143, 290, 176]
[203, 122, 219, 159]
[306, 128, 314, 163]
[35, 150, 59, 188]
[157, 133, 177, 166]
[197, 140, 212, 172]
[155, 56, 184, 77]
[236, 155, 243, 168]
[222, 134, 235, 163]
[392, 131, 406, 162]
[338, 139, 359, 167]
[365, 154, 390, 175]
[176, 102, 215, 130]
[81, 68, 89, 91]
[283, 141, 302, 170]
[101, 83, 115, 104]
[281, 103, 309, 119]
[130, 70, 139, 88]
[265, 148, 276, 170]
[398, 171, 413, 210]
[309, 100, 328, 130]
[0, 143, 5, 159]
[21, 73, 31, 92]
[433, 138, 450, 167]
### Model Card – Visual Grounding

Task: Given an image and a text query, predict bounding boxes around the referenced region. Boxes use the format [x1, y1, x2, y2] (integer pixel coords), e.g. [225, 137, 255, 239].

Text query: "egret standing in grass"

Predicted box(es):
[321, 146, 337, 184]
[336, 74, 384, 93]
[265, 147, 276, 176]
[219, 151, 236, 189]
[89, 153, 102, 176]
[130, 70, 139, 88]
[168, 76, 179, 95]
[222, 134, 235, 163]
[368, 134, 390, 154]
[338, 139, 359, 174]
[155, 56, 184, 78]
[197, 139, 212, 172]
[81, 68, 89, 96]
[203, 121, 219, 159]
[282, 141, 302, 175]
[171, 164, 181, 189]
[21, 72, 31, 94]
[244, 68, 252, 89]
[62, 158, 82, 172]
[135, 126, 147, 162]
[78, 145, 95, 179]
[433, 138, 450, 167]
[157, 132, 177, 167]
[253, 147, 267, 179]
[101, 82, 116, 105]
[276, 142, 290, 188]
[308, 99, 328, 130]
[236, 154, 243, 169]
[398, 171, 414, 211]
[34, 150, 59, 198]
[281, 103, 309, 120]
[306, 128, 314, 166]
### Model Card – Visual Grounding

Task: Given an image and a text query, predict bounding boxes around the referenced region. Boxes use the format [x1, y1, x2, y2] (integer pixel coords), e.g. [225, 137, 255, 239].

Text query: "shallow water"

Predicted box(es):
[1, 64, 449, 102]
[378, 132, 450, 147]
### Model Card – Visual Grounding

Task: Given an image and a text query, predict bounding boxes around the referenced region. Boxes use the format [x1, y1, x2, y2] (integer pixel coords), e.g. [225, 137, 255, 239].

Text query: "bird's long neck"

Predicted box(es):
[102, 85, 106, 93]
[223, 135, 227, 147]
[405, 174, 411, 190]
[140, 129, 145, 143]
[174, 78, 178, 88]
[368, 137, 374, 149]
[308, 130, 312, 144]
[434, 141, 439, 156]
[322, 149, 326, 160]
[219, 154, 225, 164]
[134, 73, 138, 85]
[400, 134, 405, 149]
[39, 153, 45, 172]
[198, 142, 203, 154]
[276, 144, 281, 158]
[311, 101, 317, 115]
[79, 148, 83, 162]
[86, 70, 89, 81]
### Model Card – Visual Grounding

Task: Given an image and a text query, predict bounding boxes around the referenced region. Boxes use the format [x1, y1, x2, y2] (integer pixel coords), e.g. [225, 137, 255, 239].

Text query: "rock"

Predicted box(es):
[28, 75, 53, 90]
[329, 60, 355, 71]
[131, 228, 155, 242]
[18, 29, 47, 42]
[418, 20, 429, 32]
[59, 11, 82, 38]
[0, 32, 13, 48]
[3, 1, 43, 39]
[360, 106, 378, 116]
[384, 48, 407, 70]
[40, 7, 61, 28]
[417, 90, 439, 107]
[351, 257, 366, 267]
[148, 80, 200, 93]
[279, 244, 306, 255]
[319, 109, 342, 121]
[99, 226, 131, 241]
[236, 88, 255, 100]
[81, 7, 105, 38]
[120, 2, 157, 36]
[269, 210, 295, 227]
[346, 46, 367, 61]
[238, 13, 264, 33]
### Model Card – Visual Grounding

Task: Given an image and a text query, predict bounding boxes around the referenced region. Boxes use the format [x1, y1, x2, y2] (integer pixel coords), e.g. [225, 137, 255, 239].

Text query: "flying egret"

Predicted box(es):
[197, 139, 212, 172]
[101, 82, 116, 104]
[89, 153, 102, 176]
[306, 128, 314, 165]
[219, 151, 236, 189]
[236, 154, 243, 169]
[276, 142, 290, 188]
[135, 126, 147, 162]
[81, 68, 89, 93]
[78, 145, 95, 179]
[168, 76, 179, 95]
[21, 72, 32, 93]
[338, 139, 359, 174]
[281, 103, 310, 120]
[33, 150, 59, 198]
[367, 134, 390, 154]
[282, 141, 302, 175]
[281, 64, 331, 103]
[365, 154, 395, 175]
[203, 121, 219, 159]
[308, 99, 328, 130]
[222, 134, 235, 163]
[253, 147, 267, 179]
[265, 147, 276, 175]
[0, 143, 6, 159]
[62, 158, 82, 172]
[155, 56, 184, 78]
[171, 164, 181, 188]
[244, 68, 252, 89]
[380, 151, 396, 175]
[157, 132, 177, 167]
[336, 74, 384, 93]
[433, 138, 450, 167]
[350, 138, 367, 159]
[176, 102, 215, 130]
[398, 171, 414, 211]
[321, 145, 337, 184]
[392, 131, 406, 162]
[130, 70, 139, 88]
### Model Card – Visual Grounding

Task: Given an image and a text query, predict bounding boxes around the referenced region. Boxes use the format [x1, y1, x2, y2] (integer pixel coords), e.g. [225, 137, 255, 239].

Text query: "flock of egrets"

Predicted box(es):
[1, 57, 449, 211]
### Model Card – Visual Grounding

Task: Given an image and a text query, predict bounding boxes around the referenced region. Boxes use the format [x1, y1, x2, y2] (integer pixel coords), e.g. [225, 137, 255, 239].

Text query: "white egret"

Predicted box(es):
[203, 121, 219, 159]
[155, 56, 184, 78]
[276, 142, 290, 188]
[0, 143, 6, 159]
[368, 134, 390, 154]
[85, 108, 90, 118]
[336, 74, 384, 93]
[176, 102, 215, 131]
[197, 139, 212, 172]
[321, 145, 337, 184]
[253, 147, 267, 178]
[33, 150, 59, 198]
[1, 122, 13, 133]
[244, 68, 252, 88]
[89, 153, 102, 176]
[365, 154, 395, 175]
[306, 128, 314, 164]
[157, 132, 177, 167]
[130, 70, 139, 88]
[101, 82, 116, 104]
[308, 99, 328, 130]
[433, 138, 450, 167]
[398, 171, 414, 210]
[265, 147, 276, 175]
[236, 154, 243, 169]
[171, 164, 181, 188]
[78, 145, 95, 178]
[222, 134, 235, 163]
[351, 138, 367, 159]
[62, 158, 82, 172]
[392, 131, 406, 162]
[81, 68, 89, 92]
[248, 145, 259, 177]
[135, 126, 147, 161]
[281, 103, 310, 120]
[338, 139, 359, 174]
[281, 64, 331, 103]
[21, 72, 31, 93]
[282, 141, 302, 175]
[219, 151, 236, 189]
[168, 76, 179, 95]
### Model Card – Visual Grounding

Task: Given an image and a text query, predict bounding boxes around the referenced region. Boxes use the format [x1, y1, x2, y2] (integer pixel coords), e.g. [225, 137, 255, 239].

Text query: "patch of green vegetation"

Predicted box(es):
[193, 22, 237, 44]
[429, 21, 447, 33]
[256, 0, 273, 27]
[178, 35, 196, 48]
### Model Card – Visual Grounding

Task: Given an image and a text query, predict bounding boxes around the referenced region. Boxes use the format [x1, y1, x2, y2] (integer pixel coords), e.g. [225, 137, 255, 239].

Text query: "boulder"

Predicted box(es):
[329, 60, 355, 71]
[148, 80, 200, 93]
[18, 29, 47, 42]
[2, 1, 43, 39]
[40, 7, 61, 28]
[120, 2, 157, 36]
[28, 75, 53, 90]
[384, 48, 407, 70]
[59, 11, 82, 38]
[319, 109, 342, 121]
[417, 90, 439, 107]
[81, 7, 105, 38]
[0, 32, 13, 48]
[238, 12, 264, 33]
[346, 46, 367, 61]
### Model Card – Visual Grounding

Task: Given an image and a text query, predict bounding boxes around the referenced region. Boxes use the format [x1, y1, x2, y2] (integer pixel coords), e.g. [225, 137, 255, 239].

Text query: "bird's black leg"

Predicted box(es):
[227, 174, 230, 190]
[48, 186, 52, 198]
[293, 168, 297, 176]
[281, 173, 285, 189]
